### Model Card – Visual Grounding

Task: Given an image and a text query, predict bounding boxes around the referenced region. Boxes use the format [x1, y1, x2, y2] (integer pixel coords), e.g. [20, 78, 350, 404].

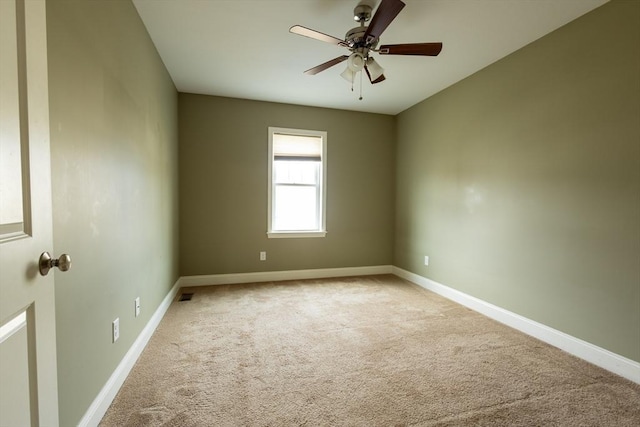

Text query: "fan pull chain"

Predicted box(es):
[359, 70, 363, 101]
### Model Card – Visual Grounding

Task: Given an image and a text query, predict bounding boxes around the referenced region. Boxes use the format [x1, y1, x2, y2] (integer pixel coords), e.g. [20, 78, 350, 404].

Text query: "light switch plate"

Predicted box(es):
[112, 318, 120, 343]
[135, 297, 141, 317]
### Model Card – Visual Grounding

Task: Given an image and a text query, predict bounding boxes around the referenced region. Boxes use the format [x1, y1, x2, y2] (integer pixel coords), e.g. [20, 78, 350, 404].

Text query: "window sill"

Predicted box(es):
[267, 231, 327, 239]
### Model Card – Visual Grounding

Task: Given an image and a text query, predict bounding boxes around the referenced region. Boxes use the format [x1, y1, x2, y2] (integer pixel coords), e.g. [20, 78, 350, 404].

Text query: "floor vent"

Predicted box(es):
[178, 293, 194, 302]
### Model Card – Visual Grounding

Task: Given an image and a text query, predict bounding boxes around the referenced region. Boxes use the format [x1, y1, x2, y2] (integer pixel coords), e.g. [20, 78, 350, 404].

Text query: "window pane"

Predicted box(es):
[273, 185, 317, 230]
[274, 161, 318, 185]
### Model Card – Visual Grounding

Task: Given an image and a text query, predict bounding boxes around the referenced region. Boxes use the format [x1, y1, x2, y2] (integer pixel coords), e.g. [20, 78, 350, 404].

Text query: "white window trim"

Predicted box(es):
[267, 127, 327, 239]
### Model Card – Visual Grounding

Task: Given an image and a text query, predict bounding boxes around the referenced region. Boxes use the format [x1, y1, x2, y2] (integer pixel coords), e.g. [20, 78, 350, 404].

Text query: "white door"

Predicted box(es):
[0, 0, 60, 425]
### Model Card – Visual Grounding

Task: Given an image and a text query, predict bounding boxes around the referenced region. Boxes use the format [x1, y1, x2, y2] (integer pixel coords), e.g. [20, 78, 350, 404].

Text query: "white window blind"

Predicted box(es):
[273, 133, 322, 161]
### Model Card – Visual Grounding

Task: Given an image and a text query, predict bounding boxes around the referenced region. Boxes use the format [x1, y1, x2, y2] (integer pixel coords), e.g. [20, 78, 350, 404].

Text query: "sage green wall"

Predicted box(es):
[179, 94, 395, 275]
[47, 1, 179, 425]
[395, 0, 639, 362]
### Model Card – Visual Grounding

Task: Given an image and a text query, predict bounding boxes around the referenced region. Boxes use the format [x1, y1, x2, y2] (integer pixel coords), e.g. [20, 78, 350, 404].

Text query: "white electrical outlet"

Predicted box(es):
[112, 318, 120, 343]
[424, 256, 429, 266]
[135, 297, 141, 317]
[260, 251, 266, 261]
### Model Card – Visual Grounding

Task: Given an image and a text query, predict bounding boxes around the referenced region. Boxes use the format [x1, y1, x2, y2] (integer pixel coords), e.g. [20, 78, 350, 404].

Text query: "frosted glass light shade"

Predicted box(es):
[366, 57, 384, 81]
[347, 53, 365, 72]
[340, 67, 356, 83]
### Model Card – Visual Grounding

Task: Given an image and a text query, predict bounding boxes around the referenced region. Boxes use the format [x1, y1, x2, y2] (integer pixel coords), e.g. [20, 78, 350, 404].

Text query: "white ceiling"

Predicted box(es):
[132, 0, 608, 115]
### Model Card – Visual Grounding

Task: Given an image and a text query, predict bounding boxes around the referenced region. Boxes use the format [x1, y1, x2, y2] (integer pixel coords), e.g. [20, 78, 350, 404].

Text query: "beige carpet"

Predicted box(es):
[100, 275, 640, 426]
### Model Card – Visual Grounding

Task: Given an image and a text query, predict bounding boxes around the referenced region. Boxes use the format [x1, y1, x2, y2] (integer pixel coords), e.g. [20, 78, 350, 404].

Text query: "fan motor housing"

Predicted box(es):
[345, 26, 377, 50]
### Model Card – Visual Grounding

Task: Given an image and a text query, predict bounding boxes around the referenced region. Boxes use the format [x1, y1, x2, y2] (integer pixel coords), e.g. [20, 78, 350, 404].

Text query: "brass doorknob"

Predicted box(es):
[39, 252, 72, 276]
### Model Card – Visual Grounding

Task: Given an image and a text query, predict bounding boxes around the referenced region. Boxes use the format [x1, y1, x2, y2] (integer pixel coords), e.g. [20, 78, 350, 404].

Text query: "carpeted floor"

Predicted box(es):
[100, 275, 640, 426]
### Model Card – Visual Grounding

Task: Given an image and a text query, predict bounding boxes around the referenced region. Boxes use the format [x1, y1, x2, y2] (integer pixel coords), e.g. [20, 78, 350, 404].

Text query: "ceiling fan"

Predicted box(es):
[289, 0, 442, 94]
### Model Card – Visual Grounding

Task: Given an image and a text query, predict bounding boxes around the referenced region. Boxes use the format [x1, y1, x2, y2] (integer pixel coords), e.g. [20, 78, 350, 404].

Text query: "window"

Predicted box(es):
[268, 127, 326, 238]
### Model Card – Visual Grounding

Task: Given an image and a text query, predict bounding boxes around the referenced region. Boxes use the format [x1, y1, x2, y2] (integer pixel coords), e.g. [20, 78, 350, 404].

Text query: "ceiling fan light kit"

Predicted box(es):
[290, 0, 442, 99]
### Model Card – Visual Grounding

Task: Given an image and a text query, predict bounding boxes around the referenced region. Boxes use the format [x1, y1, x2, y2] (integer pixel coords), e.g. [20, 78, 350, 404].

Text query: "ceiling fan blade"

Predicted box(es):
[365, 66, 386, 84]
[304, 55, 349, 75]
[363, 0, 406, 43]
[290, 25, 347, 47]
[379, 42, 443, 56]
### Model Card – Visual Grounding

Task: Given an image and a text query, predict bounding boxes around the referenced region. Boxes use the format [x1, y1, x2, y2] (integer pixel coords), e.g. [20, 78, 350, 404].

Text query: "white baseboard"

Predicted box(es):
[178, 265, 393, 287]
[392, 267, 640, 385]
[78, 279, 181, 427]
